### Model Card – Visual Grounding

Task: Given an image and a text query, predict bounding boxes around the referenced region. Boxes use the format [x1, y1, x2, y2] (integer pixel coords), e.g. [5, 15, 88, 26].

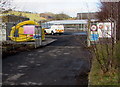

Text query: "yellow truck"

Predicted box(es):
[9, 20, 45, 42]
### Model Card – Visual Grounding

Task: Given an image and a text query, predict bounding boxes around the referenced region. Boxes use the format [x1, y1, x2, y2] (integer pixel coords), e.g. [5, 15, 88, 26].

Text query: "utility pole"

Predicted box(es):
[85, 2, 91, 47]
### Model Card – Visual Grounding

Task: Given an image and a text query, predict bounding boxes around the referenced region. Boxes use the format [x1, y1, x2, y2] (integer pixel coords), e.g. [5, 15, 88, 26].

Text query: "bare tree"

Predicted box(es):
[91, 1, 120, 73]
[97, 2, 120, 40]
[0, 0, 14, 13]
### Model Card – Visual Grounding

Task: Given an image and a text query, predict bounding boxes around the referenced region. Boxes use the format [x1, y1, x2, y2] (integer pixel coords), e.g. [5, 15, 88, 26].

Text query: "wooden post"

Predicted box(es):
[87, 19, 91, 47]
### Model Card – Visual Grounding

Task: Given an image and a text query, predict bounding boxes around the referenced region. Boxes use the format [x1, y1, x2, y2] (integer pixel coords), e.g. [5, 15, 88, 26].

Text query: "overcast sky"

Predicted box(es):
[11, 0, 101, 17]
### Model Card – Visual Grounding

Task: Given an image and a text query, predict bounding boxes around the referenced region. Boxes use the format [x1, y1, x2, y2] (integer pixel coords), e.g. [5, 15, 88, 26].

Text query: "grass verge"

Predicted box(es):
[89, 41, 120, 85]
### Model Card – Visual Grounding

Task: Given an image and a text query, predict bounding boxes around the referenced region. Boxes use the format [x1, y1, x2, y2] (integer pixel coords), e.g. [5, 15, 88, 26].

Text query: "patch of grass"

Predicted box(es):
[89, 58, 118, 85]
[116, 41, 120, 84]
[89, 41, 120, 85]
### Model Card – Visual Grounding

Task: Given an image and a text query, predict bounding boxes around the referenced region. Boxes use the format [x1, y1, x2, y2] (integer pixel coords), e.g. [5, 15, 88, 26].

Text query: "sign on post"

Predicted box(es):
[90, 24, 99, 41]
[90, 34, 99, 41]
[87, 21, 114, 46]
[91, 25, 97, 31]
[97, 22, 112, 38]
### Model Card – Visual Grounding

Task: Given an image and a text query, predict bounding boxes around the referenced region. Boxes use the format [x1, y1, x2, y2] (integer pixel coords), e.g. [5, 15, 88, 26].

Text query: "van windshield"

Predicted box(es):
[41, 23, 53, 29]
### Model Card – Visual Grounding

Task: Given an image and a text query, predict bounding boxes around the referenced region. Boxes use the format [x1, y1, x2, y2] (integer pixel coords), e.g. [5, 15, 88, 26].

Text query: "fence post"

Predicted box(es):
[87, 19, 91, 47]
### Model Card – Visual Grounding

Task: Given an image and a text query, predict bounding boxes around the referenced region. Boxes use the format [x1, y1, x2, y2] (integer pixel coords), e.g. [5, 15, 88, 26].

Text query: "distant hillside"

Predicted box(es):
[3, 11, 47, 22]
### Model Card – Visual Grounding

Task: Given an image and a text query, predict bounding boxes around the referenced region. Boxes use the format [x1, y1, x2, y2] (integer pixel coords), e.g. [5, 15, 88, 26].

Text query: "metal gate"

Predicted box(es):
[34, 25, 42, 48]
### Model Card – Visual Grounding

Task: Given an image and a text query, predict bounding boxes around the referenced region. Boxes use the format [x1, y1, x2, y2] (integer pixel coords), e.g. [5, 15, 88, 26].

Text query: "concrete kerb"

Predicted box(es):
[41, 38, 57, 47]
[2, 38, 56, 46]
[2, 38, 57, 58]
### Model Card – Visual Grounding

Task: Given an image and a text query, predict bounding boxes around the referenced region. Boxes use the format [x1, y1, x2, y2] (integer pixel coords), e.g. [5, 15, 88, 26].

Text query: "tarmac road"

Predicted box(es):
[2, 31, 92, 85]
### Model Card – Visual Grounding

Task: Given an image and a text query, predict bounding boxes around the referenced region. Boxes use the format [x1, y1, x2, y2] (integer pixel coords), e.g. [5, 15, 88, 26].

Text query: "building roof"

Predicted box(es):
[77, 12, 98, 19]
[45, 19, 98, 24]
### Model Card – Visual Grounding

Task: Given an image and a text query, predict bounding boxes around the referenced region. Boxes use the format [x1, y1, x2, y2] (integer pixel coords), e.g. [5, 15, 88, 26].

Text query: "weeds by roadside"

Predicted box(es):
[89, 41, 120, 85]
[2, 41, 35, 58]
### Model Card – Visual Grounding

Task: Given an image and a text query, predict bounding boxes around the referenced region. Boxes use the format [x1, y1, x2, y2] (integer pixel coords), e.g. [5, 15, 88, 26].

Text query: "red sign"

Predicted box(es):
[91, 25, 97, 31]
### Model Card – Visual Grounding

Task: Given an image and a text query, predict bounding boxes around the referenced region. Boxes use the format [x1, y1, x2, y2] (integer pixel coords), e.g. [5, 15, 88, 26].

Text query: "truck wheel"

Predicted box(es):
[51, 31, 54, 35]
[59, 33, 62, 35]
[44, 30, 47, 34]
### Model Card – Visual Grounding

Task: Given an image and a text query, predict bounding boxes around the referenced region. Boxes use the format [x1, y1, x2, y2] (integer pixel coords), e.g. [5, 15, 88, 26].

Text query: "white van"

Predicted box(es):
[44, 24, 64, 35]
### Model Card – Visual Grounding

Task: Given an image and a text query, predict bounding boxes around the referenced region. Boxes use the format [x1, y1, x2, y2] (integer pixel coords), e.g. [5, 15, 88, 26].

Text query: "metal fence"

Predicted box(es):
[2, 23, 43, 57]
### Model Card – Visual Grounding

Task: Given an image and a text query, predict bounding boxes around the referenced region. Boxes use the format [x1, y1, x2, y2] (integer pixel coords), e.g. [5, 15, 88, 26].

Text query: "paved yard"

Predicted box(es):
[2, 31, 92, 85]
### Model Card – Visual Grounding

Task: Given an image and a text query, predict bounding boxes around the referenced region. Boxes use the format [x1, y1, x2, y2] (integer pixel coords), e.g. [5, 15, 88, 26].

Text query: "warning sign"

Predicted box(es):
[91, 25, 97, 31]
[97, 22, 112, 38]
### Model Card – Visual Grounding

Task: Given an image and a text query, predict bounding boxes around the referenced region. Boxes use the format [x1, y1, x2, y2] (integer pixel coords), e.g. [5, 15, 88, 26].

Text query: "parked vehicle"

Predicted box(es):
[9, 20, 45, 42]
[44, 24, 64, 35]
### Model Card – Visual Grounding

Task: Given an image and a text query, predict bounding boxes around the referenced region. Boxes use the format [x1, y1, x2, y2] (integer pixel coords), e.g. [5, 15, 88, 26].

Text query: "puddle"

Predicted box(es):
[72, 32, 87, 35]
[38, 50, 44, 53]
[29, 61, 35, 64]
[64, 53, 70, 55]
[18, 65, 28, 69]
[20, 82, 42, 85]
